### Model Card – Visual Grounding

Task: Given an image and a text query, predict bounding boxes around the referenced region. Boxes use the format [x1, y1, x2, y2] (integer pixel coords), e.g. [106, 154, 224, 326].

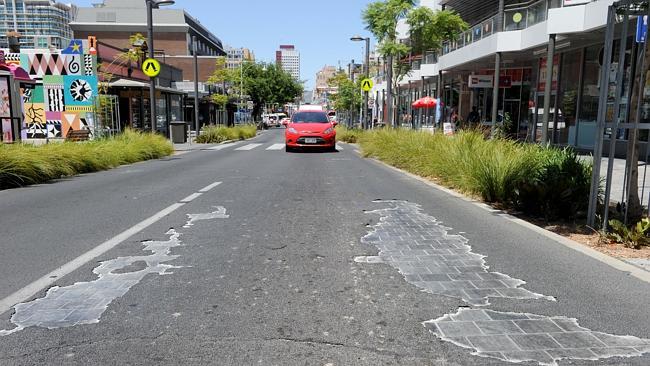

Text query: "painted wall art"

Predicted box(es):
[13, 39, 99, 139]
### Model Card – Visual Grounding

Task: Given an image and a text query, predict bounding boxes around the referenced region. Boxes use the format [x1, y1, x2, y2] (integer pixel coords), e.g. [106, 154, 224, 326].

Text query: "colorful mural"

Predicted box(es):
[10, 38, 98, 139]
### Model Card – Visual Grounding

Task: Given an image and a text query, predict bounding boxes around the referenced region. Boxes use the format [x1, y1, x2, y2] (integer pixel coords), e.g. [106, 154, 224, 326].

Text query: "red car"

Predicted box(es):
[284, 111, 337, 152]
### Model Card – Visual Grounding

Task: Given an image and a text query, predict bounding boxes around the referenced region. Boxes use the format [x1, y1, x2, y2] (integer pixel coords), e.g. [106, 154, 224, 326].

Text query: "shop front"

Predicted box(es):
[109, 79, 186, 137]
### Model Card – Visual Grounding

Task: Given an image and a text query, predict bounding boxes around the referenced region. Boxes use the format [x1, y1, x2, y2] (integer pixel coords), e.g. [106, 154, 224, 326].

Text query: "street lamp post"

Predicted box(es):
[351, 35, 370, 129]
[146, 0, 175, 133]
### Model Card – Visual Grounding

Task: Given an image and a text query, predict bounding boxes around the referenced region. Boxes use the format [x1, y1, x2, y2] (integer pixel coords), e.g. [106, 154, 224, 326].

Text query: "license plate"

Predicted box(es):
[304, 138, 318, 144]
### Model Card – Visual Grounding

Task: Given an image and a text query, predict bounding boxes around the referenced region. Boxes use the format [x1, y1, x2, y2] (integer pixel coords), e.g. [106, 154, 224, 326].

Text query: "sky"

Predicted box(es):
[70, 0, 377, 89]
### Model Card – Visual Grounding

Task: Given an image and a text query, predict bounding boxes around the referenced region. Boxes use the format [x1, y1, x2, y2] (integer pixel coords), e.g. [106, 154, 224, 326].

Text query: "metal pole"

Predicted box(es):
[491, 52, 501, 137]
[193, 36, 199, 141]
[146, 0, 157, 133]
[603, 10, 630, 229]
[240, 48, 244, 123]
[587, 6, 616, 227]
[363, 38, 370, 129]
[541, 34, 555, 144]
[387, 55, 394, 127]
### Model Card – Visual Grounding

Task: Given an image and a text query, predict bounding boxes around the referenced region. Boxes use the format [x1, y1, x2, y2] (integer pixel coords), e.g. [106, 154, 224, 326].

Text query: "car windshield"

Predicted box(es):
[291, 112, 330, 123]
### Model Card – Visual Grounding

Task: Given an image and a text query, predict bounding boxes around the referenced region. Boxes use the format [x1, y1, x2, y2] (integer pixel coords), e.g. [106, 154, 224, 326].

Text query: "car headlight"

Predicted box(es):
[288, 128, 298, 134]
[323, 127, 334, 134]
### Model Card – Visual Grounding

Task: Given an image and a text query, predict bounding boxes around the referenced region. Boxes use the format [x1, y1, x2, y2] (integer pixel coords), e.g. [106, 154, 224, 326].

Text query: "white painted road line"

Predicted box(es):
[0, 202, 185, 316]
[336, 144, 344, 151]
[208, 141, 242, 150]
[235, 143, 263, 151]
[199, 181, 222, 193]
[0, 180, 226, 316]
[180, 192, 203, 203]
[266, 144, 285, 151]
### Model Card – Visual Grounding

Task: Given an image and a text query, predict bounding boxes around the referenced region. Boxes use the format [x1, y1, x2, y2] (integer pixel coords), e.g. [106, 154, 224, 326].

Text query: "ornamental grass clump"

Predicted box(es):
[0, 129, 173, 190]
[195, 125, 257, 144]
[335, 126, 364, 143]
[358, 129, 591, 220]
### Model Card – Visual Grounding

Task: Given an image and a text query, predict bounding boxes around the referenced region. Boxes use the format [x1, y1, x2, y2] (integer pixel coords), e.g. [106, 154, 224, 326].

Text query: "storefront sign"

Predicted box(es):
[562, 0, 590, 6]
[468, 75, 493, 88]
[637, 16, 647, 43]
[537, 55, 559, 92]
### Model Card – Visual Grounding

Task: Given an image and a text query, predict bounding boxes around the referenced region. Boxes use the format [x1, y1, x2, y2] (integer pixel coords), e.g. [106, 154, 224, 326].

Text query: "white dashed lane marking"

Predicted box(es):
[208, 141, 242, 150]
[266, 144, 285, 150]
[234, 143, 263, 151]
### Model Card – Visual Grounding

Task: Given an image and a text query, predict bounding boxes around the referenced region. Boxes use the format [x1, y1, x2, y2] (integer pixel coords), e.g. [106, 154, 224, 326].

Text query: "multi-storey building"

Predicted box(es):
[314, 65, 338, 105]
[0, 0, 74, 49]
[374, 0, 631, 151]
[70, 0, 228, 132]
[276, 44, 300, 80]
[225, 45, 255, 70]
[71, 0, 226, 83]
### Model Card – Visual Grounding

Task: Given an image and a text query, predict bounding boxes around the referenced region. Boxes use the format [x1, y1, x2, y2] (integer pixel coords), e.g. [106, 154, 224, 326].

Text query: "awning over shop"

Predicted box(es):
[108, 79, 186, 95]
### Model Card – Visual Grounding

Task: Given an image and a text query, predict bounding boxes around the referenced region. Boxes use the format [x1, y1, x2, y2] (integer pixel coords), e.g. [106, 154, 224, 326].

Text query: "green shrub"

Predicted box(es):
[196, 125, 257, 144]
[358, 129, 591, 220]
[0, 129, 173, 189]
[606, 218, 650, 249]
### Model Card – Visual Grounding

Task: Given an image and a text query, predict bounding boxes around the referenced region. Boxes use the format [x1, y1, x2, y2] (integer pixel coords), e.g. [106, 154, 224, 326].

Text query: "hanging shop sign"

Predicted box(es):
[637, 16, 647, 43]
[468, 74, 493, 88]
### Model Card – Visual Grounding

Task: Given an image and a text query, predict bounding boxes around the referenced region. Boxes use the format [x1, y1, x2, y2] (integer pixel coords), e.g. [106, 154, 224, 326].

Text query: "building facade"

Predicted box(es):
[70, 0, 228, 131]
[373, 0, 637, 152]
[0, 0, 75, 50]
[314, 65, 338, 105]
[225, 45, 255, 70]
[70, 0, 226, 82]
[276, 44, 300, 80]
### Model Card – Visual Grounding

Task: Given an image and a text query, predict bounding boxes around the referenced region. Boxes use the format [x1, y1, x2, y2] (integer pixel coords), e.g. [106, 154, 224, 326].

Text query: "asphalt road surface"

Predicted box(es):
[1, 128, 649, 365]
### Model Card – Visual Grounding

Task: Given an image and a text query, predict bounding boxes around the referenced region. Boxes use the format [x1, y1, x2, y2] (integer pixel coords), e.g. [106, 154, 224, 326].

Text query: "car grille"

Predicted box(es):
[297, 137, 326, 144]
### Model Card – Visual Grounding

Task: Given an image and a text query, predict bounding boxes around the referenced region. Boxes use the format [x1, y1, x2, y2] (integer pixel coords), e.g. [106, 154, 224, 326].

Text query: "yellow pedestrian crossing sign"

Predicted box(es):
[361, 78, 373, 92]
[142, 58, 161, 78]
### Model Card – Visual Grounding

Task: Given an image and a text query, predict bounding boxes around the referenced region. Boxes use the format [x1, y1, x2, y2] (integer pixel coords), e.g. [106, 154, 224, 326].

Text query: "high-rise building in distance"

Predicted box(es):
[276, 44, 300, 80]
[0, 0, 75, 50]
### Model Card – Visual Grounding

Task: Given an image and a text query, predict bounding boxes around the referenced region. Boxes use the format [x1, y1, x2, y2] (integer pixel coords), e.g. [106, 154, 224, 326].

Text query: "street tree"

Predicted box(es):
[207, 57, 239, 111]
[241, 63, 303, 121]
[363, 1, 466, 126]
[328, 71, 363, 124]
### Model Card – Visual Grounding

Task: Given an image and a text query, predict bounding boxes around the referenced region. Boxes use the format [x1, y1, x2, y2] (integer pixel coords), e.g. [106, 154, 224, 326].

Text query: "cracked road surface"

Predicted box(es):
[1, 129, 650, 365]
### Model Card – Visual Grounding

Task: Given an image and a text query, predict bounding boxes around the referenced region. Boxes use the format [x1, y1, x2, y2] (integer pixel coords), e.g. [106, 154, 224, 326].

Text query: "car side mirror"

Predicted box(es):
[282, 120, 289, 126]
[332, 121, 338, 127]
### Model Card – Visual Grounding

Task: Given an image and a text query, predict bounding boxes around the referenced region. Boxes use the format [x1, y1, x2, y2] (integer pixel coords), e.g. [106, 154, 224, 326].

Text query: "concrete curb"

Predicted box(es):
[341, 142, 650, 284]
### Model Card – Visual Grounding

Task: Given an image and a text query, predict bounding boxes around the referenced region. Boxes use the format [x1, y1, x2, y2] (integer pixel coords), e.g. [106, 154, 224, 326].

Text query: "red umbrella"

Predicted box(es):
[419, 96, 437, 108]
[412, 97, 437, 109]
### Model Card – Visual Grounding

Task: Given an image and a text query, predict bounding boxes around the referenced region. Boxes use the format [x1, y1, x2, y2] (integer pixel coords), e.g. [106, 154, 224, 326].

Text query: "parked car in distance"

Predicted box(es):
[298, 104, 324, 112]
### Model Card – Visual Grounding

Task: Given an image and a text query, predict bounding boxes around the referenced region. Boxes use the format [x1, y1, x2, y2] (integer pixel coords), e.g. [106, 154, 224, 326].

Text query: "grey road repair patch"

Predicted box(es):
[425, 308, 650, 366]
[0, 230, 184, 336]
[355, 200, 554, 306]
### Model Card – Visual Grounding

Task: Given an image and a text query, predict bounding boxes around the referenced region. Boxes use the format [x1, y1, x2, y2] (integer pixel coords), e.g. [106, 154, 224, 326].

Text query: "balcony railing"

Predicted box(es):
[439, 0, 584, 57]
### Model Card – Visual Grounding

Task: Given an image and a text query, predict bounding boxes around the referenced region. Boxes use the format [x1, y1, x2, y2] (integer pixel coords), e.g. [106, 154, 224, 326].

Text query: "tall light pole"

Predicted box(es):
[351, 35, 370, 129]
[193, 35, 199, 137]
[146, 0, 175, 133]
[240, 48, 244, 122]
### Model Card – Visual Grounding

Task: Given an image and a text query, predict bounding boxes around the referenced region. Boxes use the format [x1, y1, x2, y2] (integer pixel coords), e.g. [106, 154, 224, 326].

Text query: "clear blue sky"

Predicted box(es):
[70, 0, 376, 89]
